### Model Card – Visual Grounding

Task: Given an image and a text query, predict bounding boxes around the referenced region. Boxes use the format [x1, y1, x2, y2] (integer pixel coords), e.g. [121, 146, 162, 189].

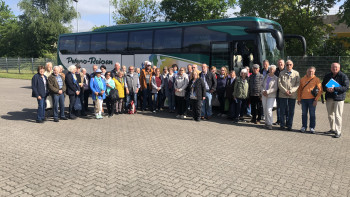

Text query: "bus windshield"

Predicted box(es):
[261, 32, 283, 64]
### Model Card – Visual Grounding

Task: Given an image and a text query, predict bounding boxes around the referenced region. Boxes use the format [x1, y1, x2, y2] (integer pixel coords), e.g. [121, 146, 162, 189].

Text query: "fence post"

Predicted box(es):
[5, 57, 8, 73]
[31, 58, 34, 74]
[339, 56, 341, 64]
[18, 57, 20, 74]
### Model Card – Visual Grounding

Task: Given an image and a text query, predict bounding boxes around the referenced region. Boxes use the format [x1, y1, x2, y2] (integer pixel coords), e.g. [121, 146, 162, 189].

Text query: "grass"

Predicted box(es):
[0, 72, 34, 80]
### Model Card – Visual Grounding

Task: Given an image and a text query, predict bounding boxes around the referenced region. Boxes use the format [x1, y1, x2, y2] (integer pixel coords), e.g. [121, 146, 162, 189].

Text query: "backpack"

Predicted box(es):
[128, 100, 136, 114]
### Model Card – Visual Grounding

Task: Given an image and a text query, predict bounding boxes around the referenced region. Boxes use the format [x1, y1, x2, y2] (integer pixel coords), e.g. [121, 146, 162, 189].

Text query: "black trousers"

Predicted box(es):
[84, 89, 91, 112]
[105, 96, 115, 116]
[250, 96, 262, 121]
[190, 99, 202, 120]
[175, 96, 186, 115]
[68, 95, 77, 117]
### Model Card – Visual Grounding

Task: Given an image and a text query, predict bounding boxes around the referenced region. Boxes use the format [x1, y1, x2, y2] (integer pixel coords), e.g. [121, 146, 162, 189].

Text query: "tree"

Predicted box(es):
[238, 0, 337, 56]
[338, 0, 350, 27]
[17, 0, 77, 57]
[91, 25, 108, 31]
[161, 0, 236, 23]
[111, 0, 163, 24]
[0, 0, 21, 57]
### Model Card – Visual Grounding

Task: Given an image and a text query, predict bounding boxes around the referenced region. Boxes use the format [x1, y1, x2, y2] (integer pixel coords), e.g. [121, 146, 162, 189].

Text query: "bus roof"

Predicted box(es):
[60, 17, 281, 36]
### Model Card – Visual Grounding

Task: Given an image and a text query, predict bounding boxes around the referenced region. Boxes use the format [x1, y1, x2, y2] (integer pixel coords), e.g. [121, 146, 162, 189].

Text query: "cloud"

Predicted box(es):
[70, 19, 96, 33]
[74, 0, 110, 15]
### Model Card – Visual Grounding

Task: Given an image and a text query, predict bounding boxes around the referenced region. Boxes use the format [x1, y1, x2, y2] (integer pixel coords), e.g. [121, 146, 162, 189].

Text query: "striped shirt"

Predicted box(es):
[55, 74, 63, 89]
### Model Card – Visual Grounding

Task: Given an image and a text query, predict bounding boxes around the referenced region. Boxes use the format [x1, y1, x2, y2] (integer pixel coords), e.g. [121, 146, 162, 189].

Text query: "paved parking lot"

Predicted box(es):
[0, 78, 350, 197]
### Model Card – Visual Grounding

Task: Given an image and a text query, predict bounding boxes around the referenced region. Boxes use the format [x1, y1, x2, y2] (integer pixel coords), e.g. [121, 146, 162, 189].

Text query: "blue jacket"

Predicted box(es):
[90, 76, 107, 100]
[216, 76, 227, 94]
[32, 73, 48, 98]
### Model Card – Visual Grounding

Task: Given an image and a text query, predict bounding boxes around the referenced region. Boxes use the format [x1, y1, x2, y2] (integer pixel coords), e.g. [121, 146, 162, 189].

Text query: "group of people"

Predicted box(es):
[32, 60, 349, 138]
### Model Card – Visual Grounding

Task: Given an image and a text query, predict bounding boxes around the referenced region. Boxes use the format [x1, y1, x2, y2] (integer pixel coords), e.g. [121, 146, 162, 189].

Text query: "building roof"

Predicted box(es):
[323, 15, 350, 33]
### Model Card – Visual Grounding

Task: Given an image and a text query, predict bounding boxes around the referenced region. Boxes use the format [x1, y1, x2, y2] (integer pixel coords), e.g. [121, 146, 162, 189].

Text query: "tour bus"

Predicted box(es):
[57, 17, 306, 73]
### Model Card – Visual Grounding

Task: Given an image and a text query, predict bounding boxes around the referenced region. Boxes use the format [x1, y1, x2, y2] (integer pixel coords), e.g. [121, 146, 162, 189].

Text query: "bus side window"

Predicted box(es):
[154, 28, 182, 53]
[91, 33, 106, 54]
[107, 32, 128, 53]
[76, 35, 90, 54]
[59, 36, 75, 54]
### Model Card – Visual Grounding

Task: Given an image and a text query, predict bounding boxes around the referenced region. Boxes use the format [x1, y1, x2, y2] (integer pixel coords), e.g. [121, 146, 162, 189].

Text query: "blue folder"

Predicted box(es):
[325, 79, 340, 88]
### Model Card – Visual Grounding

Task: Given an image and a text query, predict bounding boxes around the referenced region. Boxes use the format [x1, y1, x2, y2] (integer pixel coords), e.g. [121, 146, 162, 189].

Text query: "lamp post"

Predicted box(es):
[73, 0, 78, 32]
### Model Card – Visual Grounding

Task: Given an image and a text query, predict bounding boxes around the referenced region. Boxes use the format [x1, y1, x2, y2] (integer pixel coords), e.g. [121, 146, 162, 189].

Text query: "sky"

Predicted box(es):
[7, 0, 345, 33]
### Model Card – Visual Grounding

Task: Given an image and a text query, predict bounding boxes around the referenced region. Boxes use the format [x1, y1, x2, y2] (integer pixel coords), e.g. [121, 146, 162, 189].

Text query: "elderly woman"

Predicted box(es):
[65, 65, 81, 119]
[151, 68, 164, 113]
[105, 71, 116, 117]
[225, 70, 237, 120]
[32, 66, 48, 123]
[217, 67, 228, 116]
[261, 65, 278, 130]
[174, 67, 189, 119]
[90, 69, 106, 119]
[44, 62, 53, 78]
[233, 69, 249, 123]
[113, 71, 125, 114]
[186, 70, 206, 121]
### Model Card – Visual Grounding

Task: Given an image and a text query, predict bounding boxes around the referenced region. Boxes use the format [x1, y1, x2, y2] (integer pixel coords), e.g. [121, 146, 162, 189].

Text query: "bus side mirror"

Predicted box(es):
[245, 28, 284, 51]
[284, 34, 307, 57]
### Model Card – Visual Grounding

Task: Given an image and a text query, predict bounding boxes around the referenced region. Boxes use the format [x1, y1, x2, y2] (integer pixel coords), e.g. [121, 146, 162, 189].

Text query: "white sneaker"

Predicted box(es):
[310, 128, 315, 134]
[300, 127, 306, 133]
[176, 115, 181, 119]
[181, 115, 186, 119]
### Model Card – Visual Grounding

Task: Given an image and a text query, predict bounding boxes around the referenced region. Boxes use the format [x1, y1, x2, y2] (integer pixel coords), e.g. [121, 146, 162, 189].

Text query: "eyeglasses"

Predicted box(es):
[129, 69, 134, 70]
[286, 64, 292, 66]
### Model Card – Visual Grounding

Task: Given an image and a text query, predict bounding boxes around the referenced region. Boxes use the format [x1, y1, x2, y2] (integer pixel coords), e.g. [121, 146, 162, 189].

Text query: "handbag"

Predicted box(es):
[74, 97, 82, 110]
[109, 88, 119, 101]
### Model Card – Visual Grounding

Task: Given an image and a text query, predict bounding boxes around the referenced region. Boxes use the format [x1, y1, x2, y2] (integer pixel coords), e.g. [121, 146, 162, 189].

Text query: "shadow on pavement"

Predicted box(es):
[1, 108, 38, 123]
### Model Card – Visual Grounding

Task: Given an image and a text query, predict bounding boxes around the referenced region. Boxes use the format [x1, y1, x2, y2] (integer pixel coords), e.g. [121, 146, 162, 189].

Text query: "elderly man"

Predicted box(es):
[125, 66, 140, 110]
[260, 60, 269, 77]
[200, 64, 217, 120]
[111, 62, 121, 78]
[274, 59, 286, 126]
[48, 66, 67, 122]
[278, 60, 300, 131]
[322, 63, 349, 138]
[249, 64, 264, 124]
[90, 64, 98, 78]
[140, 61, 153, 111]
[297, 66, 323, 134]
[81, 68, 91, 112]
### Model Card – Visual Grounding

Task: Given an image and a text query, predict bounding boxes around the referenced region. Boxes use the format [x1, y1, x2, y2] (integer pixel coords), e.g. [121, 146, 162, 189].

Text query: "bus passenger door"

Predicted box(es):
[210, 42, 231, 70]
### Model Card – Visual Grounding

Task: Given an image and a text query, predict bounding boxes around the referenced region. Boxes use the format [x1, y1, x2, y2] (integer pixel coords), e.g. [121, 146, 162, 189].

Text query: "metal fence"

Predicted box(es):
[287, 56, 350, 79]
[0, 58, 56, 74]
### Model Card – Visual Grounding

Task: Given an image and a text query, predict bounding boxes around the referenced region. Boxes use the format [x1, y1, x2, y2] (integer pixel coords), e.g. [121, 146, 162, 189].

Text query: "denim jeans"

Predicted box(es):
[126, 92, 138, 109]
[167, 92, 175, 111]
[152, 92, 162, 111]
[301, 99, 316, 129]
[142, 88, 151, 110]
[201, 92, 213, 117]
[279, 98, 296, 128]
[52, 94, 65, 118]
[37, 97, 46, 121]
